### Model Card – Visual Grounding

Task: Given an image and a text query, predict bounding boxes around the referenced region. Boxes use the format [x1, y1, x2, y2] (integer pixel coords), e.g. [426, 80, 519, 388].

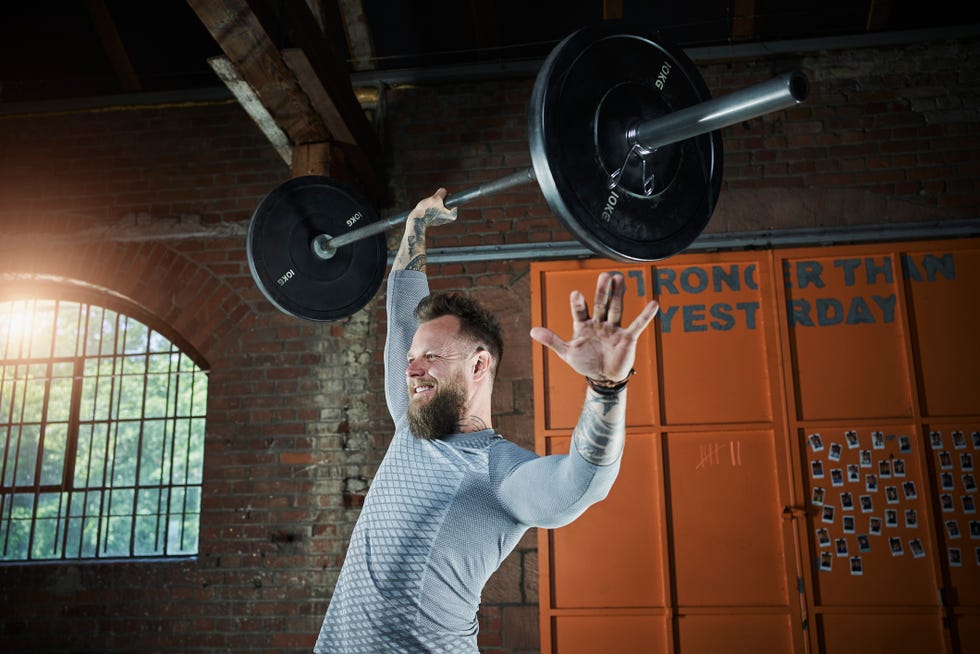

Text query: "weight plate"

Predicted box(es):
[247, 176, 386, 321]
[529, 22, 723, 262]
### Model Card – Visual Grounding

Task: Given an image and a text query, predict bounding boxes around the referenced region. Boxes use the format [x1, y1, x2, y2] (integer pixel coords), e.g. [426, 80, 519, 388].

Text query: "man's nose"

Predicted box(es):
[406, 360, 424, 377]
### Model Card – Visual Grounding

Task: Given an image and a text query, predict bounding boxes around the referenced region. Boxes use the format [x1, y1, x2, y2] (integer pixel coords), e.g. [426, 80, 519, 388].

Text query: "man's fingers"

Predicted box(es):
[606, 274, 625, 326]
[530, 326, 569, 358]
[626, 300, 660, 336]
[569, 290, 589, 323]
[592, 272, 611, 321]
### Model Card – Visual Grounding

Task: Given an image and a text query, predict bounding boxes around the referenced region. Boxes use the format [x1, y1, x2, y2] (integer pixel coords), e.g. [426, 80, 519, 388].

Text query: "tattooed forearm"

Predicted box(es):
[571, 390, 626, 466]
[393, 222, 428, 271]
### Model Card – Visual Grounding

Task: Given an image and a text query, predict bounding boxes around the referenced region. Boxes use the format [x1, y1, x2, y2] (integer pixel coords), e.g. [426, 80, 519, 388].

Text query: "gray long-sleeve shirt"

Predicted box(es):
[314, 269, 621, 653]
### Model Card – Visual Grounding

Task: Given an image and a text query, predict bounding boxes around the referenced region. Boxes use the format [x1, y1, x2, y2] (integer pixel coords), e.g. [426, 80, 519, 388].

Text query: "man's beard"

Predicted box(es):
[408, 375, 466, 441]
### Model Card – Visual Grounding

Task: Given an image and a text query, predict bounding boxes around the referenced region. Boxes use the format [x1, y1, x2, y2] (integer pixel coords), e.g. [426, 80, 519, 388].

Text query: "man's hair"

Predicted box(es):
[415, 293, 503, 375]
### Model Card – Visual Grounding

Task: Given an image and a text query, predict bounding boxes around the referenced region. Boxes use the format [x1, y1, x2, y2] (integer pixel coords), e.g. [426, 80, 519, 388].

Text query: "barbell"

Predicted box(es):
[247, 22, 809, 321]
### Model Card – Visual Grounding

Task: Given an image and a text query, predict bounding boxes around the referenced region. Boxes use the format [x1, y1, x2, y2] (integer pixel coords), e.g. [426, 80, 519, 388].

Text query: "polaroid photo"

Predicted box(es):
[829, 443, 843, 462]
[831, 469, 844, 487]
[941, 494, 955, 512]
[841, 492, 854, 511]
[910, 538, 925, 559]
[835, 538, 848, 557]
[885, 509, 898, 527]
[843, 516, 856, 533]
[822, 505, 835, 524]
[872, 431, 885, 450]
[965, 474, 977, 493]
[899, 435, 912, 453]
[817, 527, 831, 547]
[889, 537, 904, 556]
[885, 486, 900, 504]
[811, 460, 825, 478]
[953, 431, 967, 450]
[812, 486, 826, 505]
[962, 453, 974, 472]
[857, 534, 871, 552]
[930, 431, 944, 450]
[903, 481, 917, 500]
[946, 520, 961, 539]
[870, 517, 883, 535]
[879, 459, 892, 478]
[847, 465, 860, 483]
[942, 473, 955, 491]
[893, 458, 906, 478]
[845, 430, 860, 449]
[866, 474, 879, 492]
[949, 547, 962, 567]
[808, 433, 824, 452]
[860, 495, 873, 513]
[964, 495, 977, 514]
[860, 449, 872, 468]
[973, 431, 980, 449]
[939, 451, 954, 470]
[905, 509, 918, 528]
[970, 520, 980, 540]
[850, 555, 863, 576]
[820, 551, 833, 571]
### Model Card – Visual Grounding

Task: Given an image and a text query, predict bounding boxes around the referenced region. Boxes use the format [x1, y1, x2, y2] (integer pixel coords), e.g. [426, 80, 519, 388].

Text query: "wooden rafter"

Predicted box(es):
[187, 0, 379, 192]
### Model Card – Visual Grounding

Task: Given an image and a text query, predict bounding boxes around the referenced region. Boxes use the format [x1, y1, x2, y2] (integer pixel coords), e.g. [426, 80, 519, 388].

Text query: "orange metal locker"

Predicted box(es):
[531, 239, 980, 654]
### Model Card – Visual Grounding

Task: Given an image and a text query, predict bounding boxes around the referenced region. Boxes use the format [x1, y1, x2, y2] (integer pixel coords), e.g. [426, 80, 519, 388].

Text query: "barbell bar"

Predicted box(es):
[246, 22, 809, 321]
[313, 70, 807, 260]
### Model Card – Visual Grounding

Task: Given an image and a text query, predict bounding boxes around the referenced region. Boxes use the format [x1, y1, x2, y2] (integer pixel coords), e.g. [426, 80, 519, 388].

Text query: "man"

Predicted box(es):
[314, 189, 659, 653]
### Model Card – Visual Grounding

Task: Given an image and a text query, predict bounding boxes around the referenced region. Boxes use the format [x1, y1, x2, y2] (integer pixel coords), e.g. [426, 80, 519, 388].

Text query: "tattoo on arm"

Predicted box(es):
[572, 391, 625, 465]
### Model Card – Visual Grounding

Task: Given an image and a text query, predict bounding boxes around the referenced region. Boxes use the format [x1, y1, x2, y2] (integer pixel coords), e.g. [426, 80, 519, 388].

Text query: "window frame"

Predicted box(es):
[0, 280, 210, 564]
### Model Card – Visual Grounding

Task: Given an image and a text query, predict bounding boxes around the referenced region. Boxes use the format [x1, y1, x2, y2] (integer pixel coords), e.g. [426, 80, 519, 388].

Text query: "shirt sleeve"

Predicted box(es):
[490, 440, 622, 529]
[384, 269, 430, 422]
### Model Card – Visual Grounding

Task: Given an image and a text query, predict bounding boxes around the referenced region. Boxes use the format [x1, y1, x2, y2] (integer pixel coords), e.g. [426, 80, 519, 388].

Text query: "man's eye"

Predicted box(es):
[426, 354, 437, 361]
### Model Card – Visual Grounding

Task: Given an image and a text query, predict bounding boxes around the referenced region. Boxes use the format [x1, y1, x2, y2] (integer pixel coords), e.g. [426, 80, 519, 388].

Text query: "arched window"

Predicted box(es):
[0, 289, 208, 562]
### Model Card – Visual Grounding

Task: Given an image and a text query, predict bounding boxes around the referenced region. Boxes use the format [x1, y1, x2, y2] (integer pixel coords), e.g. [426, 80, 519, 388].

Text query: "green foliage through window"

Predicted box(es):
[0, 297, 208, 561]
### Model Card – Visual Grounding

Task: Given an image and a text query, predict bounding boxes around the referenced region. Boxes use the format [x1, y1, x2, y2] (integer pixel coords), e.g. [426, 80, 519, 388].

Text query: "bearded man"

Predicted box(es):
[314, 189, 659, 653]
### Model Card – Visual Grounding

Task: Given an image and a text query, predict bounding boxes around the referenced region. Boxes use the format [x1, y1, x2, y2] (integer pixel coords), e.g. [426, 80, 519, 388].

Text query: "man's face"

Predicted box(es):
[406, 315, 473, 440]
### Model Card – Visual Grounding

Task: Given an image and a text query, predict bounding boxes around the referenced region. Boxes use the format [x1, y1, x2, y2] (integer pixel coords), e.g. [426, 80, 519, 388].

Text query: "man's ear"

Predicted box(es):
[472, 350, 492, 382]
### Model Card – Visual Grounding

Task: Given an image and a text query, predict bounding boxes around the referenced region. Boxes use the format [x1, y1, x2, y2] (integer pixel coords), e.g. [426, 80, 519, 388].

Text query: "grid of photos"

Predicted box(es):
[931, 430, 980, 569]
[807, 429, 926, 576]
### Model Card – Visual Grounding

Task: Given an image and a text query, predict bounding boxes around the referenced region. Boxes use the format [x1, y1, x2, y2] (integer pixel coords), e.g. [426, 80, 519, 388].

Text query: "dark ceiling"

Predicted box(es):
[2, 0, 979, 104]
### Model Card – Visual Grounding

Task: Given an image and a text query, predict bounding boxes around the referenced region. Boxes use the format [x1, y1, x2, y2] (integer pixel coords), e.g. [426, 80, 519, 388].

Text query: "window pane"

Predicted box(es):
[118, 371, 144, 420]
[29, 303, 55, 359]
[15, 425, 40, 486]
[140, 420, 167, 485]
[40, 422, 68, 485]
[2, 494, 33, 560]
[53, 302, 82, 358]
[46, 362, 74, 422]
[32, 492, 66, 559]
[111, 422, 139, 487]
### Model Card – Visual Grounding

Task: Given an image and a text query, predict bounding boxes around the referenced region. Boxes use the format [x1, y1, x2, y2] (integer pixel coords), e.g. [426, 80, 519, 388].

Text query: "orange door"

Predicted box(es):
[532, 239, 980, 653]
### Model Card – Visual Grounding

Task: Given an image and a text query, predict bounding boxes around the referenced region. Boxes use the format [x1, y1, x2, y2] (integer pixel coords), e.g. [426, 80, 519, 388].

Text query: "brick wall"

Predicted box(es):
[0, 35, 978, 652]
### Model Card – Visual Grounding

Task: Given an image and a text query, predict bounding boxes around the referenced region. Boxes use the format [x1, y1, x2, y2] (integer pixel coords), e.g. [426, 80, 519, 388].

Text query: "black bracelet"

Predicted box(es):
[585, 369, 635, 396]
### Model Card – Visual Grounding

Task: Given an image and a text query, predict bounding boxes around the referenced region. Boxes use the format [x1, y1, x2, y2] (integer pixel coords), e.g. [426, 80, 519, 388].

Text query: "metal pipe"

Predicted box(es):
[629, 70, 809, 151]
[312, 72, 809, 260]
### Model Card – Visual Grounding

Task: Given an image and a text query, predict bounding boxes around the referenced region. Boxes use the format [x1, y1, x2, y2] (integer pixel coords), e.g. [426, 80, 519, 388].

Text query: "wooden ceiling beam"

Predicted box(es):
[187, 0, 379, 191]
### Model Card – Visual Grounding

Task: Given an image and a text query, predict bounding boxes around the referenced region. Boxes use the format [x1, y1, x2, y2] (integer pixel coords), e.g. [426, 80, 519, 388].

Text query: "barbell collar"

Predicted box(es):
[628, 70, 809, 152]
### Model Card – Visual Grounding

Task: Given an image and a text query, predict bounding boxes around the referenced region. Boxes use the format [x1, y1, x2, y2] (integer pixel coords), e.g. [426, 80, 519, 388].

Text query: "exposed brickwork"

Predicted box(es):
[0, 37, 978, 652]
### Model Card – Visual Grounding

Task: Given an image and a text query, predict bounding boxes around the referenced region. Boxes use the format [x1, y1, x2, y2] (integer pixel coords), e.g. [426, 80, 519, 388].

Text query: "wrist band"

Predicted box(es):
[585, 369, 635, 395]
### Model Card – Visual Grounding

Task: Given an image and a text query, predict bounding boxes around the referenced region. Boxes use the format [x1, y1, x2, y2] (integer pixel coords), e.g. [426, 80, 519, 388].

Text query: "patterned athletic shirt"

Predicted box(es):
[313, 270, 621, 653]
